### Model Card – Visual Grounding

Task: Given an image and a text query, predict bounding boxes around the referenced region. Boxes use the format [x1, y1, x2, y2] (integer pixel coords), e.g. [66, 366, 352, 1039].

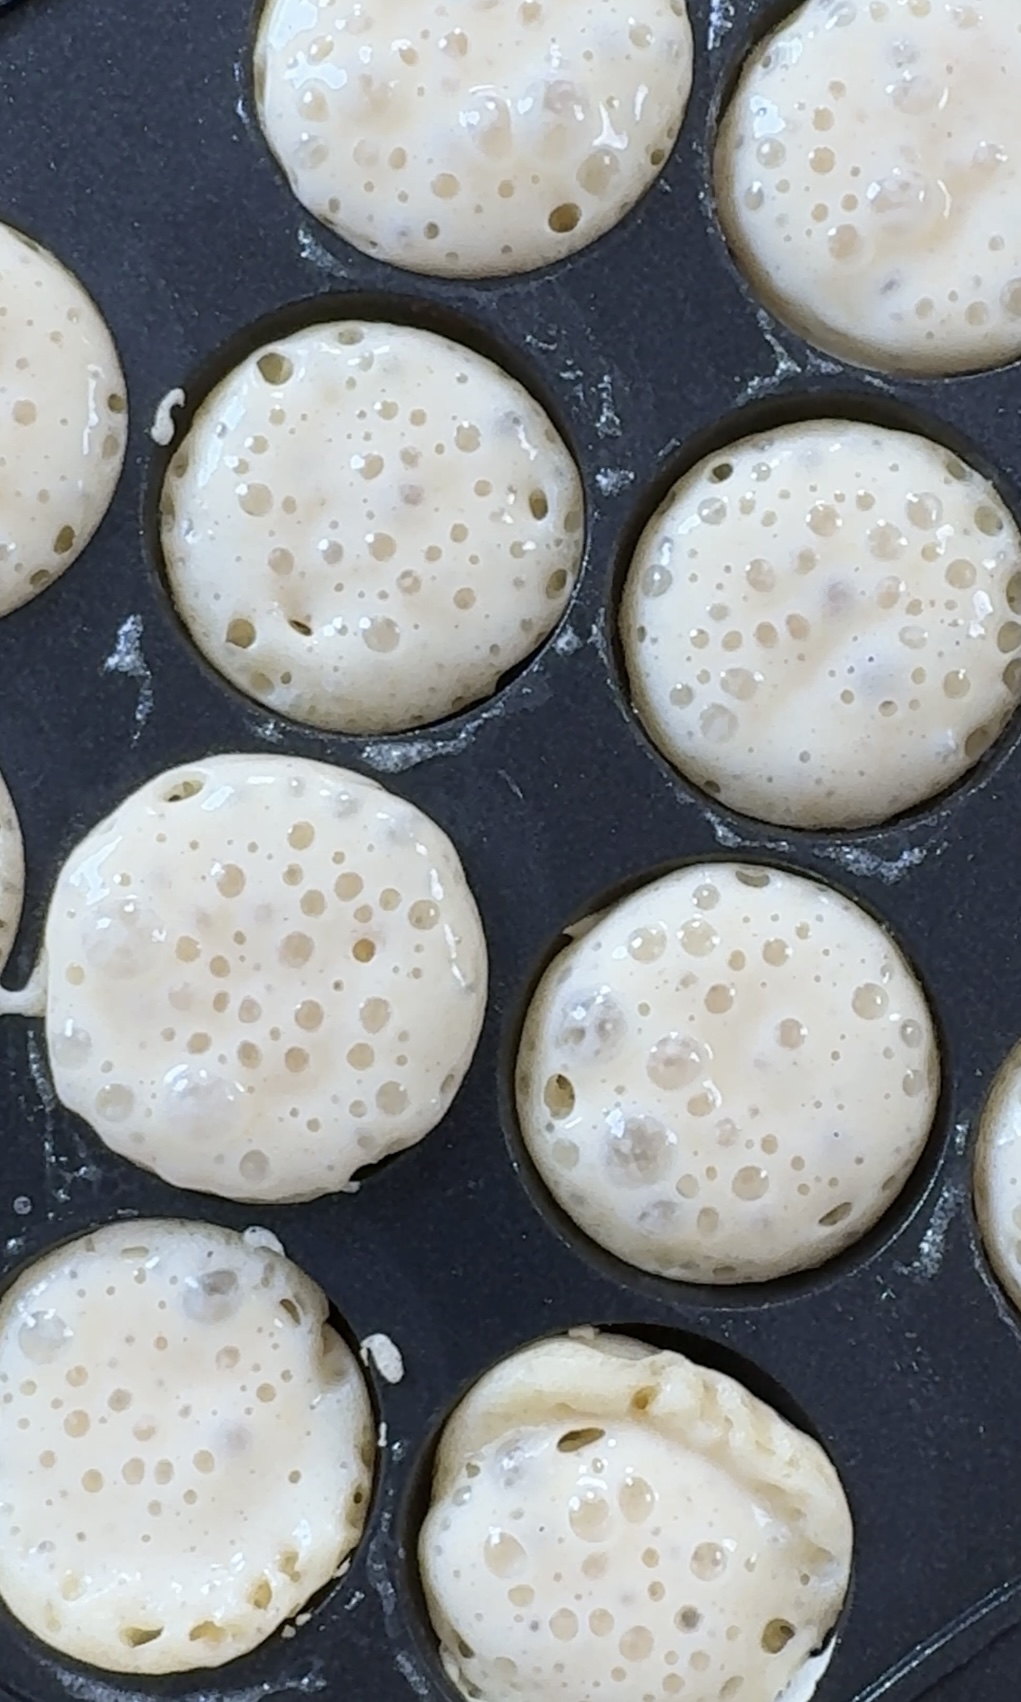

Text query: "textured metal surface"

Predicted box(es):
[0, 1, 1019, 1700]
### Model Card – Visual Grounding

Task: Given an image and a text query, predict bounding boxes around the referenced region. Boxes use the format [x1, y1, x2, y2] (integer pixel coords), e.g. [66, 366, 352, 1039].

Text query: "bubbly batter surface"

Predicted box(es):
[622, 419, 1021, 829]
[43, 755, 487, 1201]
[0, 222, 126, 613]
[420, 1332, 853, 1702]
[0, 1219, 374, 1673]
[717, 0, 1021, 374]
[517, 862, 938, 1283]
[162, 322, 583, 733]
[255, 0, 694, 276]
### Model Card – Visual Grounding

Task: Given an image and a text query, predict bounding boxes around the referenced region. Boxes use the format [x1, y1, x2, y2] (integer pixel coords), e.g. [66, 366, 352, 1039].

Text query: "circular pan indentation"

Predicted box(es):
[0, 765, 26, 981]
[712, 0, 1021, 379]
[611, 388, 1021, 835]
[974, 1038, 1021, 1317]
[249, 0, 695, 280]
[0, 1217, 387, 1702]
[0, 217, 128, 618]
[400, 1323, 853, 1702]
[40, 753, 488, 1203]
[147, 292, 588, 740]
[0, 1218, 378, 1679]
[502, 853, 951, 1304]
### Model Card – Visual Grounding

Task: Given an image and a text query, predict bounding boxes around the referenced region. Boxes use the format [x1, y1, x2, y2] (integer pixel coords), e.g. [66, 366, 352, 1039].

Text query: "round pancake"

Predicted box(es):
[161, 322, 584, 733]
[420, 1330, 853, 1702]
[0, 766, 24, 976]
[621, 419, 1021, 829]
[716, 0, 1021, 374]
[516, 861, 938, 1283]
[0, 221, 127, 613]
[975, 1041, 1021, 1314]
[254, 0, 694, 277]
[43, 754, 487, 1200]
[0, 1219, 374, 1673]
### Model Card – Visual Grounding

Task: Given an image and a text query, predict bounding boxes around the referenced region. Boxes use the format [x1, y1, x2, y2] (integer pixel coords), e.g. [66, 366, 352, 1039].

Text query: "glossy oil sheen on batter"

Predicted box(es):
[255, 0, 694, 276]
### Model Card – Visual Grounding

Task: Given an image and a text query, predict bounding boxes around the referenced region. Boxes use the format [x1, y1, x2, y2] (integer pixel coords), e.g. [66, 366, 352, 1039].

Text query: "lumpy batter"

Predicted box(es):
[716, 0, 1021, 374]
[621, 419, 1021, 830]
[161, 322, 584, 734]
[254, 0, 694, 277]
[0, 1219, 374, 1673]
[420, 1331, 853, 1702]
[40, 754, 487, 1201]
[0, 221, 127, 612]
[516, 862, 939, 1283]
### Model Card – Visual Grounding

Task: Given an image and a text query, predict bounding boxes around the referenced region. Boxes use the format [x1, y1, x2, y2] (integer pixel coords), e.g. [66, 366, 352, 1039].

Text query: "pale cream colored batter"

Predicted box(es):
[0, 767, 24, 975]
[517, 862, 938, 1283]
[161, 322, 583, 733]
[254, 0, 694, 276]
[420, 1331, 853, 1702]
[717, 0, 1021, 374]
[40, 754, 487, 1201]
[975, 1041, 1021, 1313]
[0, 222, 127, 612]
[622, 419, 1021, 830]
[0, 1219, 374, 1673]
